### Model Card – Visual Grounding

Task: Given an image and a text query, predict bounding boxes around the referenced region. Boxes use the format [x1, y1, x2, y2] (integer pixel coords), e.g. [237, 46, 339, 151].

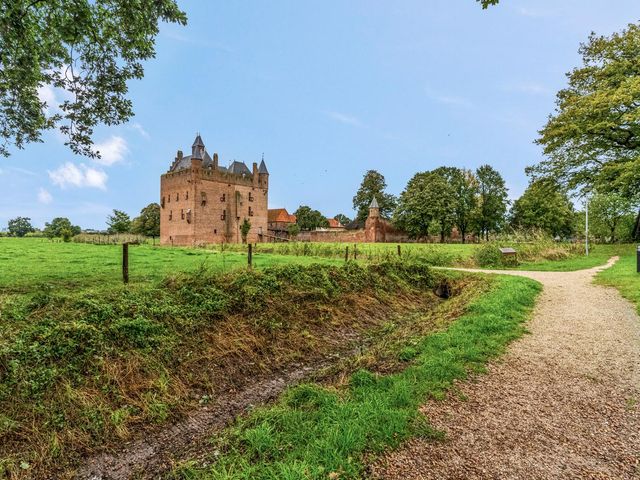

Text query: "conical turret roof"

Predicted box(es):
[369, 197, 380, 209]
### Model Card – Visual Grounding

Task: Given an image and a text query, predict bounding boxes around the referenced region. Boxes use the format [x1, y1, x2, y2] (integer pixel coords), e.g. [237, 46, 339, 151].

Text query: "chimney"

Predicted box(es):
[252, 162, 258, 186]
[213, 152, 219, 169]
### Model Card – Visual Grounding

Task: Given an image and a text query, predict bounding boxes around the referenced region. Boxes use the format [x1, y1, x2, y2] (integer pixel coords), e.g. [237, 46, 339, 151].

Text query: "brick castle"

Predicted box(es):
[160, 135, 269, 245]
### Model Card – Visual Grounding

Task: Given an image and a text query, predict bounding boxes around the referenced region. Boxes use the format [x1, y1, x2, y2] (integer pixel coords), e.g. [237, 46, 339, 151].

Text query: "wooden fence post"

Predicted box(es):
[397, 244, 401, 257]
[354, 244, 357, 260]
[248, 243, 253, 268]
[122, 242, 129, 284]
[345, 246, 349, 262]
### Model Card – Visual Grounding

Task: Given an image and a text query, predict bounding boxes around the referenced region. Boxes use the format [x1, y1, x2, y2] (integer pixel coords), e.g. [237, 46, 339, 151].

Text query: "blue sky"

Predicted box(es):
[2, 0, 640, 230]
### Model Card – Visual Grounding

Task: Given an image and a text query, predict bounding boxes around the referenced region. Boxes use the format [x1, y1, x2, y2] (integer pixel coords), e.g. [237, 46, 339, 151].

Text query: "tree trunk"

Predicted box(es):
[633, 209, 640, 241]
[461, 227, 466, 244]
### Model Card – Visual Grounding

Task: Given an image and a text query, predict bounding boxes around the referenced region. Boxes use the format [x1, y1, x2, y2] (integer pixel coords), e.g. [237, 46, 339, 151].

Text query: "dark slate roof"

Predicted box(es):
[228, 161, 252, 176]
[192, 134, 204, 147]
[170, 150, 230, 172]
[369, 197, 380, 209]
[258, 159, 269, 174]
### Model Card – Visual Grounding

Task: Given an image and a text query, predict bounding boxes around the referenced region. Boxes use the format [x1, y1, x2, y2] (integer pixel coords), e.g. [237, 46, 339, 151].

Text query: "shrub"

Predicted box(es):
[474, 243, 502, 267]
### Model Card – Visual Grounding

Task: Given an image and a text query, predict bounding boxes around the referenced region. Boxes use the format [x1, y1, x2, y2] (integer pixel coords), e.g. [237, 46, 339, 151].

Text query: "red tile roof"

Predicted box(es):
[268, 208, 296, 223]
[327, 218, 343, 228]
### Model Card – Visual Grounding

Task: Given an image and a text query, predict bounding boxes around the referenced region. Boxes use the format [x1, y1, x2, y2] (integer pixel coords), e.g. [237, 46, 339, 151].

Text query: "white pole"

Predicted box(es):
[585, 197, 589, 256]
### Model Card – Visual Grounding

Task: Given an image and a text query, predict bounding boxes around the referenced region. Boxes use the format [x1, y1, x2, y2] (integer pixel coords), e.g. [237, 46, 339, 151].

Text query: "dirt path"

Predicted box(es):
[372, 258, 640, 480]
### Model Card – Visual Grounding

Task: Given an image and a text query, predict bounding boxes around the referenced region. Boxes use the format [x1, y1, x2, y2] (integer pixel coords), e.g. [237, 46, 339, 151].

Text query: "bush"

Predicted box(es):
[474, 243, 502, 267]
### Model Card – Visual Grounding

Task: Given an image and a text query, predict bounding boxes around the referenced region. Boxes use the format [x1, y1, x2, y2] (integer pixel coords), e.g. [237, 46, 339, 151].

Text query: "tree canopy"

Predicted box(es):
[352, 170, 397, 222]
[0, 0, 186, 157]
[7, 217, 34, 237]
[589, 192, 637, 243]
[44, 217, 81, 239]
[107, 209, 131, 234]
[294, 205, 329, 231]
[393, 172, 451, 240]
[510, 181, 576, 238]
[131, 203, 160, 237]
[531, 23, 640, 200]
[474, 165, 509, 240]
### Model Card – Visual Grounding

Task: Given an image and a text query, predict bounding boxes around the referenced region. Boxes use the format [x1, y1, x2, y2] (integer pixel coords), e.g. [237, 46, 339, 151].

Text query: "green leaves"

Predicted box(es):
[0, 0, 187, 157]
[533, 23, 640, 199]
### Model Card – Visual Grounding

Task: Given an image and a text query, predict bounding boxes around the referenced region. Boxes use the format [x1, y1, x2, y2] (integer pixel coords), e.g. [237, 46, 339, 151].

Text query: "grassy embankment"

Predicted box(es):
[0, 256, 475, 478]
[170, 273, 541, 479]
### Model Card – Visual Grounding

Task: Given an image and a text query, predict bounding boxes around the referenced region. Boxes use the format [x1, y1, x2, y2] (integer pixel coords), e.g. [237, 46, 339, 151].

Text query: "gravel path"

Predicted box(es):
[371, 258, 640, 480]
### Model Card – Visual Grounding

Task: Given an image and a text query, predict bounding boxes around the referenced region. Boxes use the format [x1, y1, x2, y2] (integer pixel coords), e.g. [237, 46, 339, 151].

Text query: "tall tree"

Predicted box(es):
[589, 192, 636, 243]
[107, 209, 131, 234]
[43, 217, 81, 239]
[531, 23, 640, 200]
[452, 169, 479, 243]
[393, 172, 451, 240]
[474, 165, 508, 240]
[510, 181, 576, 238]
[7, 217, 34, 237]
[429, 167, 457, 242]
[333, 213, 351, 226]
[0, 1, 186, 157]
[294, 205, 329, 231]
[352, 170, 397, 222]
[131, 203, 160, 237]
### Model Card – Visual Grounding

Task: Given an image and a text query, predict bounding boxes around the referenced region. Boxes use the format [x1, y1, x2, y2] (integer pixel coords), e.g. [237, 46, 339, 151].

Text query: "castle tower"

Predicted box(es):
[365, 197, 385, 242]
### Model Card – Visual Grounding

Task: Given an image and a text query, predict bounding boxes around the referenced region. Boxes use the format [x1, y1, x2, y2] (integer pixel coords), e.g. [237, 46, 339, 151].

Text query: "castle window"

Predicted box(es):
[220, 193, 226, 202]
[221, 210, 226, 221]
[161, 197, 165, 208]
[186, 191, 189, 200]
[249, 206, 254, 217]
[201, 191, 207, 206]
[169, 210, 172, 220]
[181, 209, 184, 220]
[248, 192, 254, 202]
[214, 229, 217, 234]
[186, 209, 192, 224]
[176, 193, 179, 201]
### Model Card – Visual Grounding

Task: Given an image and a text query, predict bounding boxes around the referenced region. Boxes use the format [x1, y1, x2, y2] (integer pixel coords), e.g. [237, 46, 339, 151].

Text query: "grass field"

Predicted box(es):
[510, 244, 632, 271]
[0, 238, 340, 292]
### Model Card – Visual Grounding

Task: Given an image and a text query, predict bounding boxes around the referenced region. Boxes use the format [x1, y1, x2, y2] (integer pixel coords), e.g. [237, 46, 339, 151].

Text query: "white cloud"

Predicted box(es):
[48, 162, 108, 190]
[92, 136, 128, 166]
[325, 111, 364, 127]
[37, 188, 53, 204]
[37, 84, 59, 114]
[130, 122, 150, 139]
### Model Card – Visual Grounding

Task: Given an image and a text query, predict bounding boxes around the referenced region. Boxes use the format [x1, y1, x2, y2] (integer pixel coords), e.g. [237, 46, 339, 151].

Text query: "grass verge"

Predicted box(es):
[595, 249, 640, 312]
[171, 274, 541, 479]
